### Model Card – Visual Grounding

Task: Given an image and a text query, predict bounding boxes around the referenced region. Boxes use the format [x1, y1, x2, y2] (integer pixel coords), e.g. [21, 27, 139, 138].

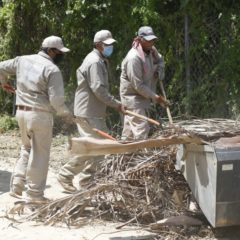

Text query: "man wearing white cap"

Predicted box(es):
[57, 30, 126, 193]
[0, 35, 72, 203]
[120, 26, 169, 140]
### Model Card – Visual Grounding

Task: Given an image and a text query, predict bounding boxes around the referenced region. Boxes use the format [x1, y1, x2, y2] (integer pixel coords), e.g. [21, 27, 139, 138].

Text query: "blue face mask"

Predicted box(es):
[102, 45, 113, 57]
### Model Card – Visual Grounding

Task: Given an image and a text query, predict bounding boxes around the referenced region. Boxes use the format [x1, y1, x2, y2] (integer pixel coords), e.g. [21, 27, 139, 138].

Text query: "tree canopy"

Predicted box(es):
[0, 0, 240, 120]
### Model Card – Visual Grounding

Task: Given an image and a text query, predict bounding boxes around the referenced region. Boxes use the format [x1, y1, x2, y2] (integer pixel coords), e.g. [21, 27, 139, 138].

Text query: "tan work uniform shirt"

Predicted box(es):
[120, 47, 164, 109]
[74, 49, 120, 118]
[0, 51, 69, 115]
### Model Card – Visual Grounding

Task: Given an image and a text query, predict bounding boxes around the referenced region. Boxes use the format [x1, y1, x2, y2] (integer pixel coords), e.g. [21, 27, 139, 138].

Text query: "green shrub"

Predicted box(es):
[0, 114, 18, 132]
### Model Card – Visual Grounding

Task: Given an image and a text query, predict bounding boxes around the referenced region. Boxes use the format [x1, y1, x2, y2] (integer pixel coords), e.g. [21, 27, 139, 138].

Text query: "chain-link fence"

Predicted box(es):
[54, 12, 239, 137]
[162, 12, 239, 120]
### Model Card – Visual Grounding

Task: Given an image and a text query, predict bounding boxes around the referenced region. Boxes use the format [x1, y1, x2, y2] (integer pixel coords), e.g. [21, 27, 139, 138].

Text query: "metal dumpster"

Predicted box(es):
[176, 139, 240, 227]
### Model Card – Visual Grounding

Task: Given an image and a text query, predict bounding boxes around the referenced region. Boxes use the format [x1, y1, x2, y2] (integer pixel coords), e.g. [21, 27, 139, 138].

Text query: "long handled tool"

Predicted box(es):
[159, 80, 173, 125]
[125, 109, 160, 126]
[73, 117, 116, 141]
[92, 128, 116, 141]
[0, 83, 116, 140]
[3, 83, 116, 141]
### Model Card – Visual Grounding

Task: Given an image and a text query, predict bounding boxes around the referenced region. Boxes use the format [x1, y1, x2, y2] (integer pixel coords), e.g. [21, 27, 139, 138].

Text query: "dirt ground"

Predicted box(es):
[0, 131, 240, 240]
[0, 132, 154, 240]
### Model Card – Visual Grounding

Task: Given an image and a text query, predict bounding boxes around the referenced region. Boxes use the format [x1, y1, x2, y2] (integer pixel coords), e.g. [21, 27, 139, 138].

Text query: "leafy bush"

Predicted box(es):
[0, 1, 240, 118]
[0, 114, 18, 132]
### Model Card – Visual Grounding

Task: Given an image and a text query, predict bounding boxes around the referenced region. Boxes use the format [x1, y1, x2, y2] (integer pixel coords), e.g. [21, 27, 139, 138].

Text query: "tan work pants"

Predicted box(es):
[59, 117, 107, 186]
[122, 108, 149, 140]
[11, 110, 53, 197]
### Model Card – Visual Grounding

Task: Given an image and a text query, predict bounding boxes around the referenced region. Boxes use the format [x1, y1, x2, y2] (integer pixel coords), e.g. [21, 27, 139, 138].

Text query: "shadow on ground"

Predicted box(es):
[213, 226, 240, 240]
[110, 236, 155, 240]
[0, 170, 11, 194]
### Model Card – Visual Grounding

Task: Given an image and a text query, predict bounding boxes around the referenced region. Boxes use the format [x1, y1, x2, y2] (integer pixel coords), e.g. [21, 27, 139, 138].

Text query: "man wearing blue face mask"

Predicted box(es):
[57, 30, 126, 193]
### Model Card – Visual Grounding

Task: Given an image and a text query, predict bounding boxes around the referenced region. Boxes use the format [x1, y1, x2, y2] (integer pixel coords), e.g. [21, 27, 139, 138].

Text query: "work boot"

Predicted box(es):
[9, 186, 23, 199]
[79, 174, 97, 190]
[57, 175, 77, 193]
[25, 195, 50, 204]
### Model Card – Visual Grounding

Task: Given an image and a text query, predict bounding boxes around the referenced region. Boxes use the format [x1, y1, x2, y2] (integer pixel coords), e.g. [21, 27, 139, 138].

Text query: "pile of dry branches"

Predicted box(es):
[20, 127, 197, 231]
[176, 118, 240, 140]
[12, 118, 240, 238]
[24, 145, 191, 227]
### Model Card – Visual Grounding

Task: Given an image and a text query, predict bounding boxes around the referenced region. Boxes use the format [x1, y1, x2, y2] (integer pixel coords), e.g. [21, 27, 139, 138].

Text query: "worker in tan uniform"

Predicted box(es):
[120, 26, 169, 140]
[0, 36, 72, 203]
[57, 30, 126, 193]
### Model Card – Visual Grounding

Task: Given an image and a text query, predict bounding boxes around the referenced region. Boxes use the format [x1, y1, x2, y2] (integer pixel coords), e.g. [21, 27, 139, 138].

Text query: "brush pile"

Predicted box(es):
[26, 139, 192, 225]
[175, 118, 240, 141]
[14, 118, 240, 238]
[23, 126, 197, 227]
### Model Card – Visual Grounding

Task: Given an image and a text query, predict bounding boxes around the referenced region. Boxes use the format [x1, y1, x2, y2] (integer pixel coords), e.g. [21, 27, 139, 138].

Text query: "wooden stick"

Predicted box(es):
[125, 110, 160, 126]
[159, 80, 173, 125]
[116, 211, 143, 229]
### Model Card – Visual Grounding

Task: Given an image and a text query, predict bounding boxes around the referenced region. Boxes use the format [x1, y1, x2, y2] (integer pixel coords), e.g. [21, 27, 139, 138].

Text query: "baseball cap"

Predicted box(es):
[42, 36, 70, 52]
[93, 30, 116, 45]
[138, 26, 157, 41]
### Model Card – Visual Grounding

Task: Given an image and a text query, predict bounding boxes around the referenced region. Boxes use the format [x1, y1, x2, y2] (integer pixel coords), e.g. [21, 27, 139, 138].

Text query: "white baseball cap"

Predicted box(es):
[42, 36, 70, 52]
[93, 30, 116, 45]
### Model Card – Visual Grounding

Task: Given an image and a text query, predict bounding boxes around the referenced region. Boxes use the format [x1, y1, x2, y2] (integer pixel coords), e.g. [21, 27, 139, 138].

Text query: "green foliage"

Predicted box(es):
[0, 0, 240, 121]
[0, 114, 18, 132]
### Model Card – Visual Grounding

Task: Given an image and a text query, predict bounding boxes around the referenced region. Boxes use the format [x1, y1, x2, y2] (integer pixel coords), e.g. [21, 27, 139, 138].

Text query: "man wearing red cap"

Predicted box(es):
[0, 35, 72, 203]
[120, 26, 169, 140]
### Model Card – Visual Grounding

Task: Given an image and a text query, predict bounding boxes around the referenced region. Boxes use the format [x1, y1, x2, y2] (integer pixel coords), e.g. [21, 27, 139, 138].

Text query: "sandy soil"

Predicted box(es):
[2, 131, 240, 240]
[0, 132, 154, 240]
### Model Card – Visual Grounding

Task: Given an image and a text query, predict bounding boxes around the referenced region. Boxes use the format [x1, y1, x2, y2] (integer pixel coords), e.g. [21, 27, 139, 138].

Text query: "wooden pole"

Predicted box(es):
[159, 80, 173, 125]
[125, 110, 160, 126]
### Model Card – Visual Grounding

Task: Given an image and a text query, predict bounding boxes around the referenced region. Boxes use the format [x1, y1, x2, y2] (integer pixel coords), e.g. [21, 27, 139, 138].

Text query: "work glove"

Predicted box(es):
[155, 95, 170, 108]
[61, 111, 75, 125]
[116, 104, 127, 114]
